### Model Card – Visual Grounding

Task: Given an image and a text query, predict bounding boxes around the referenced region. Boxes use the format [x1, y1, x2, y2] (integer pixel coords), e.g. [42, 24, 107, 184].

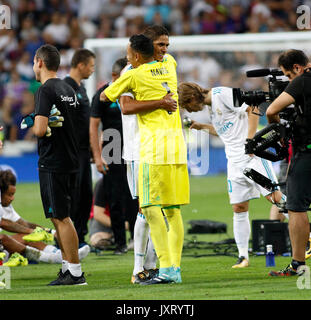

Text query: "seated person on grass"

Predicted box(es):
[0, 168, 55, 242]
[89, 178, 114, 250]
[89, 177, 132, 250]
[0, 169, 90, 266]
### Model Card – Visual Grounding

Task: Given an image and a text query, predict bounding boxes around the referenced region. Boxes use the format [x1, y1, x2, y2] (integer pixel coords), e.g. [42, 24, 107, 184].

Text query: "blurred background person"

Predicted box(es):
[64, 48, 96, 247]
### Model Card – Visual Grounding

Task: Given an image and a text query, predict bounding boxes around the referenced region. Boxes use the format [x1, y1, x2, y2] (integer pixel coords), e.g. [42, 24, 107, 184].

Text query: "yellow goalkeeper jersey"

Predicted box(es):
[104, 54, 187, 165]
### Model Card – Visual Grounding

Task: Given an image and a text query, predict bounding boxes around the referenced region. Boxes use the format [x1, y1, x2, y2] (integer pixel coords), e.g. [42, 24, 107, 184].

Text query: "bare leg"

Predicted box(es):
[51, 217, 79, 264]
[288, 211, 309, 262]
[11, 234, 47, 251]
[0, 234, 25, 254]
[269, 205, 286, 222]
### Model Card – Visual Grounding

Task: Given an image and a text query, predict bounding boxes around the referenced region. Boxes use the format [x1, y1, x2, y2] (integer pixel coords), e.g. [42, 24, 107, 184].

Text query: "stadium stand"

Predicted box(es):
[0, 0, 304, 175]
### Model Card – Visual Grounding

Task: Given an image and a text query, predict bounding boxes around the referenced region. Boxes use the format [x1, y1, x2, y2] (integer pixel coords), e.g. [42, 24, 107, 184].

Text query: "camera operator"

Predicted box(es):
[266, 49, 311, 276]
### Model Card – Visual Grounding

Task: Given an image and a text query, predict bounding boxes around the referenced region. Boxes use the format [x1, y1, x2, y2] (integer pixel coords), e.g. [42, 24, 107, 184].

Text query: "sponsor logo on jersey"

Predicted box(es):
[60, 94, 77, 107]
[216, 121, 234, 135]
[213, 88, 222, 95]
[60, 95, 74, 102]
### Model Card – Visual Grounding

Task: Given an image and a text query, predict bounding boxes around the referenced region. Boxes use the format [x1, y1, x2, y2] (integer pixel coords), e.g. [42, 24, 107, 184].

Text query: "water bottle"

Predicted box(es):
[0, 243, 3, 266]
[266, 244, 275, 267]
[183, 117, 192, 128]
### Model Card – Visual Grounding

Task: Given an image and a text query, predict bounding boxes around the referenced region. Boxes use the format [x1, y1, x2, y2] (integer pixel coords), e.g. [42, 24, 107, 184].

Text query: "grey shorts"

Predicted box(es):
[89, 218, 112, 237]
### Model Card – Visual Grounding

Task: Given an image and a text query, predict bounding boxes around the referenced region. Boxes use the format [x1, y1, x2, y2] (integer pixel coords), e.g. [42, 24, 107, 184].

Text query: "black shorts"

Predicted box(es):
[286, 152, 311, 212]
[39, 171, 78, 219]
[94, 177, 107, 208]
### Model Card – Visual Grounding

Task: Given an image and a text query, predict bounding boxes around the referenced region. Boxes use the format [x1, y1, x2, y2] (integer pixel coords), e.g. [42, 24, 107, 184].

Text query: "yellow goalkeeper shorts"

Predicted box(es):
[139, 163, 190, 208]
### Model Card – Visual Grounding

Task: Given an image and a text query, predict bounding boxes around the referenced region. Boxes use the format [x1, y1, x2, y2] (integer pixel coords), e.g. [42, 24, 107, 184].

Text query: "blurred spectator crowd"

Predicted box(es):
[0, 0, 308, 146]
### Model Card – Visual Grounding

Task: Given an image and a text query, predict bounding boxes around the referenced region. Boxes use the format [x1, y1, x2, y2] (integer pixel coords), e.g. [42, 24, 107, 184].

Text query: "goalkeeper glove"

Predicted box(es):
[48, 105, 64, 128]
[21, 113, 51, 137]
[45, 126, 52, 137]
[20, 112, 35, 129]
[21, 106, 64, 129]
[46, 105, 63, 137]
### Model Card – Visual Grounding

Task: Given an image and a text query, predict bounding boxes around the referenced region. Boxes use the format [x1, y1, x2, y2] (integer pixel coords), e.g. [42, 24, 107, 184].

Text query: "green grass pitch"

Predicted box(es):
[1, 175, 310, 300]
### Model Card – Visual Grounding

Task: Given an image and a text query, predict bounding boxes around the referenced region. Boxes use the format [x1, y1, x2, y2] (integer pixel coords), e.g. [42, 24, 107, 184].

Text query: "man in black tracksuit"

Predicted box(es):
[64, 49, 95, 246]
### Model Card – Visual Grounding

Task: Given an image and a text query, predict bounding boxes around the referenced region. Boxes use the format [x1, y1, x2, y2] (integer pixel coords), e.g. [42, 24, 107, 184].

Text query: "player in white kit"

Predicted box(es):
[178, 83, 287, 268]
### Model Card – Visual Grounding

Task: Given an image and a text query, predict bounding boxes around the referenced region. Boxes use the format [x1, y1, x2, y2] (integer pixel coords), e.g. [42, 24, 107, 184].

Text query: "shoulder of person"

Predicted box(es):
[63, 76, 79, 91]
[120, 64, 133, 76]
[60, 79, 77, 95]
[91, 83, 109, 104]
[163, 53, 177, 65]
[39, 79, 59, 95]
[286, 74, 303, 90]
[98, 83, 109, 94]
[211, 86, 231, 95]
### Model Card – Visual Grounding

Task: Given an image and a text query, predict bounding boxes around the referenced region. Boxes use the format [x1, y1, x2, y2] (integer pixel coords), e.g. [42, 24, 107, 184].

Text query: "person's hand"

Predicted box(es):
[100, 91, 107, 102]
[160, 93, 177, 113]
[190, 120, 202, 130]
[21, 112, 35, 129]
[95, 156, 109, 175]
[48, 105, 64, 128]
[45, 126, 52, 137]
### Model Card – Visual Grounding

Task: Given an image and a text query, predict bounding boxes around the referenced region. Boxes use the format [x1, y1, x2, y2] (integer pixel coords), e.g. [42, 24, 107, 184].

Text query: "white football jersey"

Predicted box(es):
[119, 64, 140, 161]
[209, 87, 250, 163]
[2, 205, 21, 222]
[120, 95, 140, 161]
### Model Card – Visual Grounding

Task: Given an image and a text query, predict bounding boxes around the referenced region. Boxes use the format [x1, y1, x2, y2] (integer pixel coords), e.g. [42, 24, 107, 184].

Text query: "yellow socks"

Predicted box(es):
[163, 207, 184, 268]
[142, 205, 184, 270]
[142, 206, 171, 268]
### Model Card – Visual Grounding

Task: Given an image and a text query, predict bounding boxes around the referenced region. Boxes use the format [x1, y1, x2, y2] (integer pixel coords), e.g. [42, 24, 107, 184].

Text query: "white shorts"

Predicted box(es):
[126, 160, 139, 199]
[227, 156, 278, 205]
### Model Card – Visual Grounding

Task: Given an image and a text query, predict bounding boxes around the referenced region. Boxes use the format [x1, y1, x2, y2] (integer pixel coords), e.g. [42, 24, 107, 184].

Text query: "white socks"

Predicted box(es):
[24, 246, 41, 262]
[62, 260, 82, 277]
[24, 246, 57, 264]
[44, 245, 90, 264]
[25, 245, 83, 277]
[133, 213, 150, 275]
[62, 260, 68, 273]
[143, 234, 157, 270]
[68, 263, 82, 277]
[42, 245, 58, 254]
[233, 212, 250, 260]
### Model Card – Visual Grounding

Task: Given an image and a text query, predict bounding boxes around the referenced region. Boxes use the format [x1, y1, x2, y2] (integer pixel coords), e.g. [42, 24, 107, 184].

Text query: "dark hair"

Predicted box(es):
[143, 25, 169, 41]
[0, 170, 16, 194]
[71, 48, 96, 68]
[278, 49, 309, 71]
[35, 44, 60, 71]
[129, 34, 154, 59]
[112, 57, 128, 75]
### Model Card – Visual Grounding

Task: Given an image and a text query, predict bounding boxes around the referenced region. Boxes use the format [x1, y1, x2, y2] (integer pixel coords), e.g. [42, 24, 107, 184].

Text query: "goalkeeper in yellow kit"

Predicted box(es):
[101, 34, 189, 284]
